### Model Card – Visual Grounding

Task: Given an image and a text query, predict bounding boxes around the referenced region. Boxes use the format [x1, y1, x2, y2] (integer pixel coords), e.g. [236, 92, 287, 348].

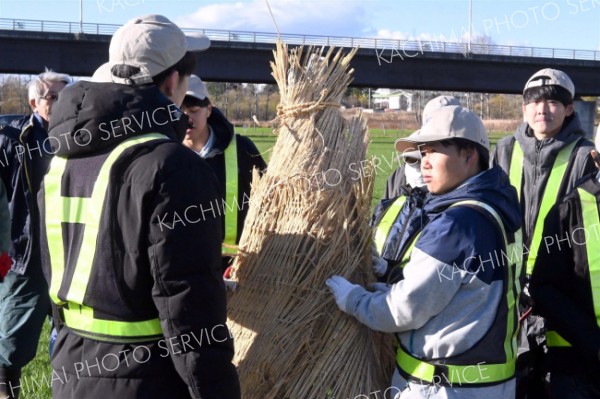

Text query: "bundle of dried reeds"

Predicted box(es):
[227, 41, 394, 399]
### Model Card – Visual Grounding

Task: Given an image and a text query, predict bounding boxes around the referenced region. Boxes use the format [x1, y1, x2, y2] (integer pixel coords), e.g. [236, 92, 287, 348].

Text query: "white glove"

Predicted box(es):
[326, 275, 361, 313]
[369, 282, 391, 293]
[371, 243, 388, 277]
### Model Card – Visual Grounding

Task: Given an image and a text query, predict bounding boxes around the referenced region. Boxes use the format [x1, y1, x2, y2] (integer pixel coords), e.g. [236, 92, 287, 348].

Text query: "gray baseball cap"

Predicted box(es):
[109, 14, 210, 85]
[422, 95, 461, 125]
[395, 106, 489, 153]
[185, 75, 210, 100]
[524, 68, 575, 98]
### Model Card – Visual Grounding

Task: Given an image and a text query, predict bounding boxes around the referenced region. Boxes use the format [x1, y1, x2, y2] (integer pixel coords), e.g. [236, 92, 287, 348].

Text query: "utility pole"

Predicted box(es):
[79, 0, 83, 33]
[468, 0, 472, 54]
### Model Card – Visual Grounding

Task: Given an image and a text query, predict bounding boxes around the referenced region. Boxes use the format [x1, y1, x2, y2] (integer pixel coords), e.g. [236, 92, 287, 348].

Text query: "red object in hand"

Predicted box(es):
[224, 266, 233, 279]
[0, 251, 11, 282]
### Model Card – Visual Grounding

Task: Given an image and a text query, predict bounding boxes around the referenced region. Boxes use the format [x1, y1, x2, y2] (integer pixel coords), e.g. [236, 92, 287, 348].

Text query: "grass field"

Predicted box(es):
[249, 128, 511, 205]
[22, 127, 512, 398]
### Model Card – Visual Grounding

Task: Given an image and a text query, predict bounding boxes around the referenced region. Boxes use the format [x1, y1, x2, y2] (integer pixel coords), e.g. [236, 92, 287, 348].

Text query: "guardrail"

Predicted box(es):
[1, 17, 599, 61]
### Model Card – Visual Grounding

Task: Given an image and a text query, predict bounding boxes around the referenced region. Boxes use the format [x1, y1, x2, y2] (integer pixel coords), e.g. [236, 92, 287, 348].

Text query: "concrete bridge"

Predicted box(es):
[1, 18, 599, 95]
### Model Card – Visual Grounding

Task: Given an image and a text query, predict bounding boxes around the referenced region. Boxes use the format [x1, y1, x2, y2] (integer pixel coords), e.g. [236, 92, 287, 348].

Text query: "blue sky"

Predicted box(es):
[0, 0, 599, 51]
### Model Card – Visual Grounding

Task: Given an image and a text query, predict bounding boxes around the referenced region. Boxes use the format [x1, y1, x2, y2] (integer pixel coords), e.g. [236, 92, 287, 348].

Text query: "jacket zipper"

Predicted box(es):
[527, 140, 544, 240]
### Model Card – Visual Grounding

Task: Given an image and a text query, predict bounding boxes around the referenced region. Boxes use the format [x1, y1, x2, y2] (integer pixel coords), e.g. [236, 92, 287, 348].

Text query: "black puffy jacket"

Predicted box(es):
[38, 81, 240, 399]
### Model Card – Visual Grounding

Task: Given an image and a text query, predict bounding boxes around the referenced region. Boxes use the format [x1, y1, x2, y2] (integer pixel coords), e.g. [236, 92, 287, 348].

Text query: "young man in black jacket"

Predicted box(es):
[530, 171, 600, 398]
[38, 15, 240, 399]
[492, 68, 597, 399]
[181, 75, 267, 266]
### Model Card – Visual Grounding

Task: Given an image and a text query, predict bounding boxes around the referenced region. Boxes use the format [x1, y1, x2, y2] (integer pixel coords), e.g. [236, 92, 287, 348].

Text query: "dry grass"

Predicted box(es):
[226, 41, 394, 399]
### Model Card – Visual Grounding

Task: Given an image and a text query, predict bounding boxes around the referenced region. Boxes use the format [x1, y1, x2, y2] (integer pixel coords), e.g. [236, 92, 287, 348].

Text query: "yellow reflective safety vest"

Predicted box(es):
[43, 134, 167, 343]
[509, 139, 580, 275]
[373, 195, 407, 254]
[546, 185, 600, 348]
[395, 200, 523, 386]
[222, 137, 239, 255]
[373, 195, 419, 280]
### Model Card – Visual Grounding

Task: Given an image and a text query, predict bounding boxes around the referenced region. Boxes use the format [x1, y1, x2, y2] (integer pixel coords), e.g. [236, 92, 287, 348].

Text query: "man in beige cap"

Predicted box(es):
[492, 68, 596, 399]
[328, 106, 522, 399]
[383, 95, 461, 199]
[38, 14, 240, 399]
[372, 96, 460, 283]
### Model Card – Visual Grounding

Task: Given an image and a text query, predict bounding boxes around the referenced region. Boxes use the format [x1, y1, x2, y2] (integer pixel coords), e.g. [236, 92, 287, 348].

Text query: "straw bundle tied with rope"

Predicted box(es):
[227, 41, 394, 398]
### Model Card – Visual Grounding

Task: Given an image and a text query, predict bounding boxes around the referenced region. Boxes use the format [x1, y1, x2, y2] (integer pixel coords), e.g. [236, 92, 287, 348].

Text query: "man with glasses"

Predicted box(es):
[0, 69, 70, 399]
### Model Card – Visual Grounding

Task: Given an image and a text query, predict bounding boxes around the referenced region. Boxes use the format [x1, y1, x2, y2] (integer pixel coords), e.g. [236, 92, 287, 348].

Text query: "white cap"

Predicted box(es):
[422, 95, 461, 125]
[109, 14, 210, 85]
[185, 75, 209, 100]
[395, 106, 489, 153]
[524, 68, 575, 98]
[398, 130, 423, 159]
[91, 62, 112, 83]
[395, 96, 461, 155]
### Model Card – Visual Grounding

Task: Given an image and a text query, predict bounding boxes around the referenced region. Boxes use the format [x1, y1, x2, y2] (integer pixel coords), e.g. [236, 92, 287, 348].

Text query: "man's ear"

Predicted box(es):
[565, 104, 574, 117]
[29, 98, 37, 112]
[463, 147, 477, 165]
[160, 70, 180, 98]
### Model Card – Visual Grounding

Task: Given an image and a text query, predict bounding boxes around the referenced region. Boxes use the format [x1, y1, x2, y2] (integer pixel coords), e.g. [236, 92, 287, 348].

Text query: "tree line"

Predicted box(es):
[0, 75, 595, 125]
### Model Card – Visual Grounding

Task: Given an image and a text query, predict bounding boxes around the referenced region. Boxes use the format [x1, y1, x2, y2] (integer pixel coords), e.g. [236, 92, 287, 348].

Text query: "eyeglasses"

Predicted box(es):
[41, 94, 59, 101]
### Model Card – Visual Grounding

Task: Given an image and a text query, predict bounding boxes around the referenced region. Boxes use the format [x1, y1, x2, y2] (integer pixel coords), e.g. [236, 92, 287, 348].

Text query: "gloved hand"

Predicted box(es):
[325, 275, 361, 314]
[369, 282, 391, 293]
[371, 243, 388, 277]
[0, 251, 11, 283]
[223, 266, 238, 292]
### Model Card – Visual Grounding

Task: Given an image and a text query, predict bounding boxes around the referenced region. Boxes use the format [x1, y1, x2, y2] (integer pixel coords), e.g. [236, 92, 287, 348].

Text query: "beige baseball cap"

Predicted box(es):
[185, 75, 210, 100]
[109, 14, 210, 85]
[422, 95, 461, 125]
[524, 68, 575, 98]
[90, 62, 112, 83]
[395, 105, 489, 153]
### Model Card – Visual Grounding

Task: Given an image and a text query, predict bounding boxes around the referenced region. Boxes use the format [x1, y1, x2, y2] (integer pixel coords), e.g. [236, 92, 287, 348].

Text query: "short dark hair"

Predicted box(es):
[182, 95, 211, 109]
[523, 85, 573, 107]
[440, 138, 489, 172]
[152, 52, 197, 87]
[111, 51, 197, 86]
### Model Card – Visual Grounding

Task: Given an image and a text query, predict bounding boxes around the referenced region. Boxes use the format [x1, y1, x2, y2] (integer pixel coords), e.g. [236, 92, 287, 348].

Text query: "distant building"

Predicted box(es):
[372, 89, 413, 111]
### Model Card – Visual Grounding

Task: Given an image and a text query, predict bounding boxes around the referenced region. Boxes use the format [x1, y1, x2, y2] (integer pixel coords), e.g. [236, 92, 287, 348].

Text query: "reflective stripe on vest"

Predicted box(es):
[222, 136, 239, 255]
[510, 140, 580, 275]
[396, 200, 521, 385]
[546, 187, 600, 348]
[373, 196, 407, 255]
[44, 133, 167, 342]
[396, 345, 516, 386]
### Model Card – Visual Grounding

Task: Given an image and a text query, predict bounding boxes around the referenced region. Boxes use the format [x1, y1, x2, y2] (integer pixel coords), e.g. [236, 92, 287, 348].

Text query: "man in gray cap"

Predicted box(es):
[492, 68, 596, 399]
[328, 106, 522, 399]
[383, 95, 460, 199]
[38, 14, 240, 399]
[372, 96, 460, 283]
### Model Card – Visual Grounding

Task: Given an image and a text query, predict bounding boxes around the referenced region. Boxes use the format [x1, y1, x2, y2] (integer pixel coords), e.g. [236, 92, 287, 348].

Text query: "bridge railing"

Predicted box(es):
[1, 17, 599, 62]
